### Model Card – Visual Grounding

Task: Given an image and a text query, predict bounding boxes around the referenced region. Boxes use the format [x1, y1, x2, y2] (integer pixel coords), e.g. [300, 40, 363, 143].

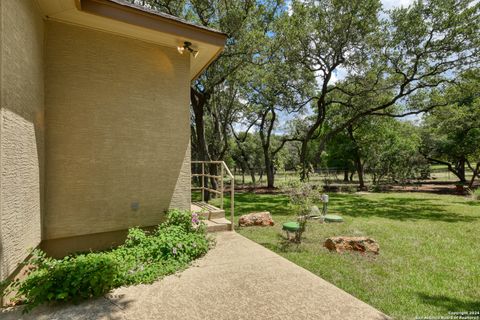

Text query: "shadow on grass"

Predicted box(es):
[226, 193, 291, 217]
[259, 237, 304, 254]
[330, 194, 478, 223]
[456, 200, 480, 207]
[417, 293, 480, 313]
[206, 192, 478, 223]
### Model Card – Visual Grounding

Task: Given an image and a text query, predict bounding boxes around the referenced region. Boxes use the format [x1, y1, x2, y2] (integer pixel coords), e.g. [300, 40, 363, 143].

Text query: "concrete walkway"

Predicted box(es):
[1, 232, 389, 320]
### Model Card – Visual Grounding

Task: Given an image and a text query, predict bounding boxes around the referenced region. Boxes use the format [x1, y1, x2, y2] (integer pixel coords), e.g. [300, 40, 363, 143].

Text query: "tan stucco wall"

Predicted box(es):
[40, 225, 158, 258]
[44, 22, 191, 240]
[0, 0, 45, 281]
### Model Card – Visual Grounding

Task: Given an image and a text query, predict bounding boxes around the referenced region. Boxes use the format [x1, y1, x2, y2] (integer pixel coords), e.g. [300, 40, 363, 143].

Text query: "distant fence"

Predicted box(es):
[229, 166, 469, 187]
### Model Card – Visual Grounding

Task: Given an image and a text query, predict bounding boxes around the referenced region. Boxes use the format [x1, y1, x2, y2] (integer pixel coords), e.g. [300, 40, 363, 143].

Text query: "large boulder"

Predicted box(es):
[324, 236, 379, 254]
[239, 212, 274, 227]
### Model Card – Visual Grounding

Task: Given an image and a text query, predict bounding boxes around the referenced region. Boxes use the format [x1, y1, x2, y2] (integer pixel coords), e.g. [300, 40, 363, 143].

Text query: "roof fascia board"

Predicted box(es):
[79, 0, 227, 47]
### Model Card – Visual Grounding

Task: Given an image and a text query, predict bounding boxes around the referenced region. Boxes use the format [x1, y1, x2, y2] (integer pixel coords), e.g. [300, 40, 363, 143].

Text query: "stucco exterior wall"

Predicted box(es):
[0, 0, 45, 281]
[44, 22, 191, 240]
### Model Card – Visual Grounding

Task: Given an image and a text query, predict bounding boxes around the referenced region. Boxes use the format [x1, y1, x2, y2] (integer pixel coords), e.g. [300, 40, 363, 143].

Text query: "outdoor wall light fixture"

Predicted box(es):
[177, 41, 199, 58]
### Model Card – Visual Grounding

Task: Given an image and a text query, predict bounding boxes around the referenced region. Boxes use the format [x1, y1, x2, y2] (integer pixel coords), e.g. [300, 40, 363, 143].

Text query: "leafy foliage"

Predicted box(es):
[285, 182, 322, 242]
[130, 0, 479, 188]
[355, 118, 429, 184]
[421, 70, 480, 183]
[6, 210, 210, 312]
[287, 182, 322, 215]
[280, 0, 480, 177]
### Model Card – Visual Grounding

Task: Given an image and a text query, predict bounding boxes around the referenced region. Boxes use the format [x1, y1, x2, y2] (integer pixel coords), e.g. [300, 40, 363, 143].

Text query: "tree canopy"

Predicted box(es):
[131, 0, 480, 188]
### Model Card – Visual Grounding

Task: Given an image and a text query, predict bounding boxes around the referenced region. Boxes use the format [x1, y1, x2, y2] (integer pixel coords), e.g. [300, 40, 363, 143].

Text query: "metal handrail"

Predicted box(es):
[191, 160, 234, 230]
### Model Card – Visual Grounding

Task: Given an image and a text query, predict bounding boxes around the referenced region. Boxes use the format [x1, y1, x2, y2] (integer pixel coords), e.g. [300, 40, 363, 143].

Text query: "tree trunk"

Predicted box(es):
[423, 156, 467, 184]
[299, 138, 310, 181]
[456, 158, 466, 183]
[250, 169, 256, 187]
[344, 169, 349, 182]
[191, 88, 211, 201]
[258, 107, 279, 189]
[468, 162, 480, 188]
[348, 125, 366, 190]
[266, 163, 275, 188]
[354, 157, 365, 190]
[263, 148, 275, 188]
[231, 125, 257, 189]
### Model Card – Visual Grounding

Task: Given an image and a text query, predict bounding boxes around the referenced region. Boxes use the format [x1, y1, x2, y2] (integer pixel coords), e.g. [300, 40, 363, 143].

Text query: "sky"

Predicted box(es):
[287, 0, 415, 15]
[381, 0, 415, 10]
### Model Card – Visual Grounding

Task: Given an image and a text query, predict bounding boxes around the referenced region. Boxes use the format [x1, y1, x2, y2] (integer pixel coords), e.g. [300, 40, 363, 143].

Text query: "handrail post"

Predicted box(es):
[201, 162, 205, 202]
[193, 160, 234, 231]
[230, 174, 234, 231]
[220, 163, 224, 210]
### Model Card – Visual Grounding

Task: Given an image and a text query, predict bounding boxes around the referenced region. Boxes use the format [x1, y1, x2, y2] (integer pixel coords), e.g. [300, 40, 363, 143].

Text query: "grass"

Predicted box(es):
[209, 191, 480, 319]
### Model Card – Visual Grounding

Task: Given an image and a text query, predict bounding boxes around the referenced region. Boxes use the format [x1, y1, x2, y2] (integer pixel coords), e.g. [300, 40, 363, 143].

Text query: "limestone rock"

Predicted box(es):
[324, 236, 379, 254]
[239, 212, 274, 227]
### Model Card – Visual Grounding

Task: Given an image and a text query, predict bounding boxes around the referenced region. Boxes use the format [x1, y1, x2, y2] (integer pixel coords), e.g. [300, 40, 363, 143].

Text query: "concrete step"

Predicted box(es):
[205, 218, 232, 232]
[191, 202, 225, 220]
[202, 210, 226, 220]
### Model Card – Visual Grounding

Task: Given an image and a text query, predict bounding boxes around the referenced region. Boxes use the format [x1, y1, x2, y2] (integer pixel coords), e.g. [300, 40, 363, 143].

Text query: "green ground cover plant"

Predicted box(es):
[211, 191, 480, 319]
[4, 209, 210, 312]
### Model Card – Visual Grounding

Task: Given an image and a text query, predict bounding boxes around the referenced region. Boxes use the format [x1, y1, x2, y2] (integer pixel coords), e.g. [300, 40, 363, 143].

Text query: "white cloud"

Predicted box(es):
[287, 2, 293, 16]
[381, 0, 414, 10]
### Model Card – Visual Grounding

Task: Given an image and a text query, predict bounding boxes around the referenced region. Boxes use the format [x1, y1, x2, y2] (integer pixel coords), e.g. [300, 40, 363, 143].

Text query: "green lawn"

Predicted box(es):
[211, 192, 480, 319]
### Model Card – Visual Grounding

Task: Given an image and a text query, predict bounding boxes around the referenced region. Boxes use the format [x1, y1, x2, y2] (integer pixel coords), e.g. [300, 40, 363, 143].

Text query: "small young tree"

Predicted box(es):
[286, 182, 322, 242]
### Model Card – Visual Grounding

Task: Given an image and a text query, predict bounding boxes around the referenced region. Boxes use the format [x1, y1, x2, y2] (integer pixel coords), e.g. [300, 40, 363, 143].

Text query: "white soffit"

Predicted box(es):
[35, 0, 226, 80]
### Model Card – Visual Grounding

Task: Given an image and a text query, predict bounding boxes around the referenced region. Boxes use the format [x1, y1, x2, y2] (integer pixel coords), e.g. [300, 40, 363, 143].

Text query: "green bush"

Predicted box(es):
[6, 209, 210, 312]
[10, 251, 123, 309]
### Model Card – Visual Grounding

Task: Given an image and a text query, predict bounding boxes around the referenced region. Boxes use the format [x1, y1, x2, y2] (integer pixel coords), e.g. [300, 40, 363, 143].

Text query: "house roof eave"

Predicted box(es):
[36, 0, 227, 80]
